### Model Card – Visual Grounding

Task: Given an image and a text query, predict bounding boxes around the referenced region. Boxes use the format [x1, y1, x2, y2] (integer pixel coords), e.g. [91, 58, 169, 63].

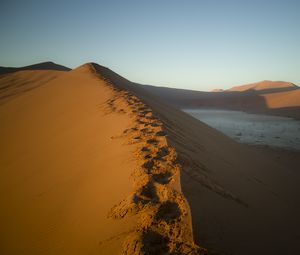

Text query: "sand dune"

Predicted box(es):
[227, 80, 297, 92]
[1, 62, 300, 255]
[0, 61, 71, 75]
[0, 64, 199, 254]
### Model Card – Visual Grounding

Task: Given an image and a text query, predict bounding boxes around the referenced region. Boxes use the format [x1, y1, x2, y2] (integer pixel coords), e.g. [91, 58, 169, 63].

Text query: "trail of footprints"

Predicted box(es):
[104, 86, 202, 254]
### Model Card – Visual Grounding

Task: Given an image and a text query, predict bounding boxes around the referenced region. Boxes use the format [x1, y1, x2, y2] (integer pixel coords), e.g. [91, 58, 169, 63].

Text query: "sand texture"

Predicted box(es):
[0, 70, 66, 105]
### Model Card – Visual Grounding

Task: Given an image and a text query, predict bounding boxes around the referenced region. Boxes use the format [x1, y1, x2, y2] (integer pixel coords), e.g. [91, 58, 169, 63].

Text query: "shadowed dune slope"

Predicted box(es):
[0, 61, 71, 75]
[90, 63, 300, 255]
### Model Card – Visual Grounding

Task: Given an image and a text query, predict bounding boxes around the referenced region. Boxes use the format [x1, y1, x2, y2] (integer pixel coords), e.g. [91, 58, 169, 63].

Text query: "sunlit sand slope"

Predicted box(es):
[0, 64, 199, 254]
[0, 65, 138, 254]
[0, 70, 65, 104]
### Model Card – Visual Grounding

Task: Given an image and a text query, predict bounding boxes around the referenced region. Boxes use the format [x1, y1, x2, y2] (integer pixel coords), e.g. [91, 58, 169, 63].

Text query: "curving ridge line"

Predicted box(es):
[87, 63, 204, 254]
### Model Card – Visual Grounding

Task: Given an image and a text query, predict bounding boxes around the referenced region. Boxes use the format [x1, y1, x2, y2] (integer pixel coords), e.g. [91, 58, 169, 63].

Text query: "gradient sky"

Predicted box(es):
[1, 0, 299, 91]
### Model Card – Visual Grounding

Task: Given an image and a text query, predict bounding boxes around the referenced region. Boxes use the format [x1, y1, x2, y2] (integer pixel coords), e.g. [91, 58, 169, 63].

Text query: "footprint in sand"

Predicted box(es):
[133, 181, 159, 205]
[155, 201, 181, 223]
[152, 172, 173, 184]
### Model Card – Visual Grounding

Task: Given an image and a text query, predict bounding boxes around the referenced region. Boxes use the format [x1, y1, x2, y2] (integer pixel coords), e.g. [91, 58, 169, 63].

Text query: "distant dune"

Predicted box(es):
[0, 62, 70, 105]
[0, 61, 71, 75]
[142, 81, 300, 119]
[228, 80, 297, 92]
[1, 63, 300, 254]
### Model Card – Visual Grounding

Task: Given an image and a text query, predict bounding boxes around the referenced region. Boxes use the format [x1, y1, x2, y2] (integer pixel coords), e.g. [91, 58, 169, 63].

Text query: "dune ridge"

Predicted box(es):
[86, 64, 250, 206]
[86, 63, 201, 254]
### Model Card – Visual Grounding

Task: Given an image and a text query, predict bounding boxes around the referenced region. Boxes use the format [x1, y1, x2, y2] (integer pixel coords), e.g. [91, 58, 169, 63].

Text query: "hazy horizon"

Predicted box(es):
[1, 0, 299, 91]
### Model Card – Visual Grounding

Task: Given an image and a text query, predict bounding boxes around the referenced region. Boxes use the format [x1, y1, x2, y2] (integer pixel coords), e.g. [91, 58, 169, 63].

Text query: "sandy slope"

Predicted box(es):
[0, 64, 198, 254]
[0, 70, 66, 104]
[0, 66, 139, 254]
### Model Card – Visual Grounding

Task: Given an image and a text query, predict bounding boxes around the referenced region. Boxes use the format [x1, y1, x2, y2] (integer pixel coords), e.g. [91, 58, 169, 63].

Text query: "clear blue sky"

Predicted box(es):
[1, 0, 299, 91]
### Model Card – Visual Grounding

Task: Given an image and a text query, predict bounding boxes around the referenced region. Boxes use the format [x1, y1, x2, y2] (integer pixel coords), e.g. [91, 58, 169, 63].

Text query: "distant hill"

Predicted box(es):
[0, 61, 71, 75]
[211, 80, 298, 94]
[228, 80, 297, 93]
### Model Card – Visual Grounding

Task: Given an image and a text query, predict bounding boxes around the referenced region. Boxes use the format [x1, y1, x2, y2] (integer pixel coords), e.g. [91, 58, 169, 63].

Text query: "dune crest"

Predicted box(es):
[86, 63, 201, 254]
